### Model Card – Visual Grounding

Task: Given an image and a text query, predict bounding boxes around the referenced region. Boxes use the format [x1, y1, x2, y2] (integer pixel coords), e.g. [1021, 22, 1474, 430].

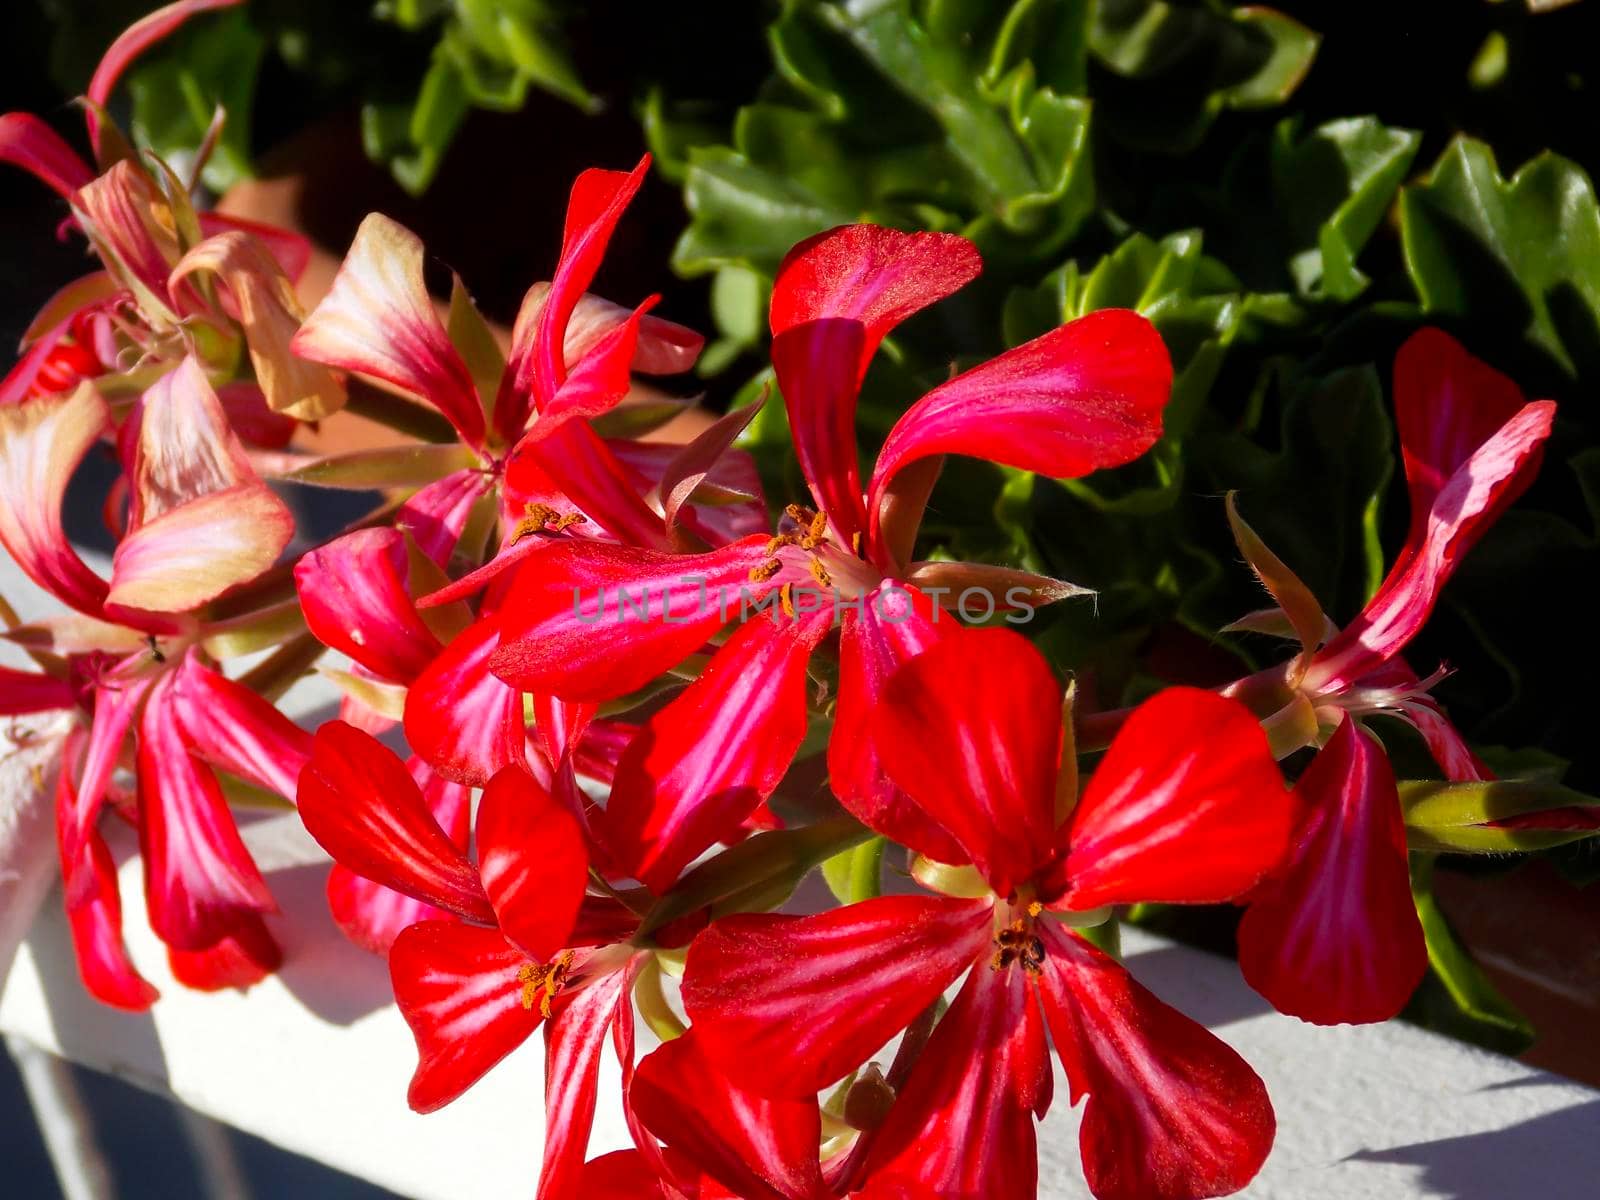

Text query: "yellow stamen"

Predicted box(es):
[748, 559, 782, 583]
[851, 531, 864, 558]
[551, 512, 588, 532]
[809, 558, 833, 589]
[780, 582, 796, 619]
[516, 949, 576, 1014]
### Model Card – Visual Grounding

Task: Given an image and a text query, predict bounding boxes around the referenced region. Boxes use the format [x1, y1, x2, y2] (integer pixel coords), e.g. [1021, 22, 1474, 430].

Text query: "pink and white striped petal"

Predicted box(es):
[535, 966, 631, 1200]
[290, 213, 484, 447]
[0, 384, 112, 617]
[136, 671, 275, 952]
[169, 650, 311, 802]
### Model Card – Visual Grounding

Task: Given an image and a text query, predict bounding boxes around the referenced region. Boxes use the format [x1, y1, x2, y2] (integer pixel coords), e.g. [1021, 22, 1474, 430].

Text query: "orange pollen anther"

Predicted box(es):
[780, 582, 797, 619]
[516, 949, 576, 1017]
[990, 917, 1046, 975]
[749, 559, 782, 583]
[510, 503, 586, 546]
[809, 558, 833, 588]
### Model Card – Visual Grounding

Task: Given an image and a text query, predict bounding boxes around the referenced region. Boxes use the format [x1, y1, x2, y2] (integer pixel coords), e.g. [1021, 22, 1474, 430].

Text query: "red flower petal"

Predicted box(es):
[137, 672, 275, 952]
[507, 418, 675, 549]
[682, 894, 993, 1098]
[56, 731, 159, 1011]
[290, 213, 485, 447]
[490, 536, 769, 700]
[85, 0, 241, 153]
[167, 912, 281, 992]
[403, 613, 527, 786]
[390, 921, 544, 1112]
[515, 158, 649, 424]
[1309, 389, 1555, 690]
[768, 225, 980, 551]
[506, 282, 703, 388]
[1052, 688, 1291, 910]
[328, 760, 470, 955]
[857, 965, 1049, 1200]
[296, 721, 495, 924]
[1237, 717, 1426, 1025]
[535, 966, 630, 1200]
[630, 1030, 827, 1200]
[476, 766, 587, 961]
[577, 1152, 674, 1200]
[607, 438, 771, 548]
[831, 583, 969, 865]
[869, 309, 1170, 548]
[873, 627, 1062, 898]
[0, 112, 93, 202]
[605, 612, 826, 891]
[770, 224, 982, 350]
[396, 468, 491, 568]
[1393, 328, 1533, 535]
[296, 529, 446, 683]
[0, 664, 75, 715]
[0, 384, 112, 617]
[61, 674, 151, 907]
[1037, 923, 1275, 1200]
[170, 651, 311, 803]
[524, 298, 656, 443]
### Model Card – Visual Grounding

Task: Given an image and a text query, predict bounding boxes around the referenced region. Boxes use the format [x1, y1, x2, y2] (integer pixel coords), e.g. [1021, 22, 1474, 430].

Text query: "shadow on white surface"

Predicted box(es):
[1347, 1096, 1600, 1200]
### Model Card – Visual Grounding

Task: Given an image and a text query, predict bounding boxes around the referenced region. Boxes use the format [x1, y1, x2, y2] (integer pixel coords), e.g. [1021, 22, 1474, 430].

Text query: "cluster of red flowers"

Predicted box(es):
[0, 4, 1588, 1199]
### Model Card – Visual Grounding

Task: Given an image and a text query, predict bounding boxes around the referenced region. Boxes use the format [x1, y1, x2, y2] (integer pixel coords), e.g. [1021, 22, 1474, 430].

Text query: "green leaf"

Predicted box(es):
[821, 836, 886, 904]
[280, 444, 479, 489]
[1406, 856, 1534, 1055]
[1400, 777, 1600, 854]
[1272, 117, 1420, 300]
[1194, 364, 1394, 622]
[1401, 137, 1600, 380]
[125, 9, 265, 192]
[447, 275, 507, 427]
[673, 0, 1096, 289]
[1089, 0, 1319, 152]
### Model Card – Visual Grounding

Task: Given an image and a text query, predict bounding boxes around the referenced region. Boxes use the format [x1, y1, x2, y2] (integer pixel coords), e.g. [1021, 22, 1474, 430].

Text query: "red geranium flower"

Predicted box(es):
[681, 627, 1291, 1200]
[486, 223, 1172, 891]
[1223, 329, 1561, 1025]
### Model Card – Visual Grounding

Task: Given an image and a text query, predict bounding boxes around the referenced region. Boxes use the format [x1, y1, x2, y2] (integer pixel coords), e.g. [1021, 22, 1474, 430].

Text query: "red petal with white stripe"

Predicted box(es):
[682, 894, 992, 1098]
[1038, 922, 1275, 1200]
[1237, 717, 1426, 1025]
[390, 921, 544, 1112]
[296, 721, 495, 923]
